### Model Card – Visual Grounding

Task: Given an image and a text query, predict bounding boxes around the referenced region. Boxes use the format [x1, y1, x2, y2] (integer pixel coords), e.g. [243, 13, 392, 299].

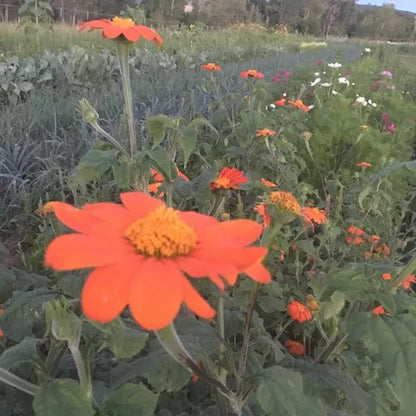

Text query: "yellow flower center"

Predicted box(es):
[111, 17, 136, 29]
[268, 191, 301, 214]
[214, 177, 231, 188]
[124, 206, 197, 258]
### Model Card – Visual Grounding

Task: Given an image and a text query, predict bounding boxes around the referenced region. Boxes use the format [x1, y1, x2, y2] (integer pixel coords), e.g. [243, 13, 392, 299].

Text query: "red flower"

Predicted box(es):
[381, 273, 392, 280]
[274, 98, 286, 107]
[79, 17, 163, 44]
[287, 300, 312, 322]
[401, 275, 416, 290]
[287, 99, 310, 113]
[260, 178, 277, 188]
[256, 128, 277, 137]
[44, 192, 270, 330]
[240, 69, 264, 79]
[372, 306, 387, 315]
[374, 243, 390, 257]
[346, 226, 365, 245]
[302, 207, 327, 231]
[285, 340, 304, 356]
[254, 203, 271, 228]
[356, 161, 372, 168]
[210, 167, 248, 191]
[201, 63, 221, 71]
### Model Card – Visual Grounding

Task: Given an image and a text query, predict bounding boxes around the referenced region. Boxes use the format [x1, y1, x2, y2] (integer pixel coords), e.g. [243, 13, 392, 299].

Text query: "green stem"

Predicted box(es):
[155, 323, 195, 369]
[0, 367, 40, 396]
[217, 294, 227, 383]
[68, 345, 92, 399]
[91, 121, 129, 156]
[116, 41, 137, 156]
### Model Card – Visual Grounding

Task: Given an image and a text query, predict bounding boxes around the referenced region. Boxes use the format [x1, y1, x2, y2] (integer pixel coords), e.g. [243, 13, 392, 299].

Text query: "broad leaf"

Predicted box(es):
[0, 265, 15, 303]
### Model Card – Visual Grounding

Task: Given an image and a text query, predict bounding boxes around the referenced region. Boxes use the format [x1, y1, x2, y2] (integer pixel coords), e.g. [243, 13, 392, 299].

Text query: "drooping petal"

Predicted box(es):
[121, 27, 141, 42]
[45, 234, 133, 270]
[128, 259, 185, 330]
[200, 220, 263, 246]
[243, 261, 271, 283]
[102, 26, 123, 39]
[194, 245, 268, 271]
[134, 25, 164, 45]
[120, 192, 164, 219]
[79, 20, 110, 32]
[81, 257, 141, 323]
[183, 280, 215, 319]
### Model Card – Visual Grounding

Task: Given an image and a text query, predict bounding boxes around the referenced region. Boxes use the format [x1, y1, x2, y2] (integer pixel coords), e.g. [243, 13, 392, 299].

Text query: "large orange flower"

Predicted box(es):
[210, 167, 248, 190]
[268, 191, 301, 214]
[79, 17, 163, 44]
[45, 193, 270, 330]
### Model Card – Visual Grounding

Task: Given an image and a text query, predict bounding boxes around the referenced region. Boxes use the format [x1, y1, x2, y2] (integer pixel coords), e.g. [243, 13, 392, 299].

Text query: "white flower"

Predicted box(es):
[355, 96, 367, 106]
[332, 90, 339, 95]
[184, 2, 194, 13]
[310, 78, 321, 87]
[320, 82, 332, 87]
[267, 103, 276, 110]
[364, 48, 371, 53]
[338, 77, 350, 86]
[314, 72, 320, 77]
[351, 82, 355, 86]
[308, 105, 314, 110]
[328, 62, 342, 68]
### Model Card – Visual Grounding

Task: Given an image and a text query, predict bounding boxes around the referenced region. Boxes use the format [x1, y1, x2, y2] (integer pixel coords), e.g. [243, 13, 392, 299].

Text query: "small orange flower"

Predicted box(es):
[401, 275, 416, 290]
[148, 182, 164, 197]
[254, 203, 271, 228]
[274, 98, 286, 106]
[346, 226, 365, 245]
[279, 250, 285, 262]
[44, 192, 271, 330]
[256, 128, 277, 137]
[268, 191, 301, 214]
[287, 99, 310, 113]
[240, 69, 264, 79]
[374, 243, 390, 257]
[210, 167, 248, 191]
[287, 300, 312, 322]
[260, 178, 277, 188]
[151, 168, 164, 182]
[285, 340, 304, 356]
[36, 201, 58, 217]
[201, 63, 221, 71]
[302, 207, 327, 231]
[366, 235, 380, 245]
[79, 17, 163, 44]
[372, 306, 387, 316]
[356, 161, 372, 168]
[382, 273, 392, 280]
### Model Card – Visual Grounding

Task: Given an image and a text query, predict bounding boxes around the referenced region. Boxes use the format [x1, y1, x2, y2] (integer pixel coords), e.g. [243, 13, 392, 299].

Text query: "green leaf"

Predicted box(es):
[0, 288, 56, 342]
[146, 115, 174, 147]
[56, 273, 86, 299]
[321, 290, 345, 320]
[102, 383, 159, 416]
[0, 265, 15, 303]
[146, 147, 176, 183]
[256, 366, 326, 415]
[33, 379, 94, 416]
[0, 337, 42, 370]
[91, 319, 148, 360]
[73, 148, 119, 188]
[345, 312, 416, 413]
[179, 124, 197, 168]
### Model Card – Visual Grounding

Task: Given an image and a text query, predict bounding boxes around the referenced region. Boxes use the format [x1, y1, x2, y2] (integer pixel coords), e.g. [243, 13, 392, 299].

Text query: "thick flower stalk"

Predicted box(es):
[44, 192, 270, 331]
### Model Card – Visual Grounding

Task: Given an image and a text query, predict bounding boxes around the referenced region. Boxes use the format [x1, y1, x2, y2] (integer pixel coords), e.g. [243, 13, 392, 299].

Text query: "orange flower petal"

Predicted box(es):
[183, 280, 215, 319]
[128, 259, 185, 330]
[81, 258, 140, 323]
[120, 192, 164, 218]
[45, 234, 132, 270]
[179, 211, 218, 232]
[200, 220, 262, 246]
[102, 25, 123, 39]
[243, 261, 271, 283]
[132, 25, 164, 45]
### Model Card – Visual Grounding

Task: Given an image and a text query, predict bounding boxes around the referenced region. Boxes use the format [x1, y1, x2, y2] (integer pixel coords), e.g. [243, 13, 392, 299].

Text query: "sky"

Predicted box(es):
[356, 0, 416, 13]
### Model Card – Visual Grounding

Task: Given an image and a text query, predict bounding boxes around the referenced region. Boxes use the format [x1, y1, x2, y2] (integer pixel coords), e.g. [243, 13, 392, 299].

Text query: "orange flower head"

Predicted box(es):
[260, 178, 277, 188]
[201, 63, 221, 71]
[240, 69, 264, 79]
[79, 17, 163, 44]
[256, 128, 277, 137]
[44, 193, 271, 330]
[210, 167, 248, 191]
[285, 340, 304, 356]
[382, 273, 392, 280]
[356, 161, 372, 168]
[366, 235, 380, 244]
[372, 306, 386, 316]
[151, 168, 164, 182]
[346, 226, 365, 245]
[287, 300, 312, 322]
[302, 207, 326, 231]
[268, 191, 301, 214]
[274, 98, 286, 107]
[254, 203, 271, 228]
[401, 275, 416, 290]
[148, 182, 164, 197]
[374, 243, 390, 257]
[287, 99, 310, 113]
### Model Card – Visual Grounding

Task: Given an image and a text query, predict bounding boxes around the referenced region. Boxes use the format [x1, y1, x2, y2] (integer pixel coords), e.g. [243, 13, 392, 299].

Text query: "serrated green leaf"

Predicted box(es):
[179, 124, 197, 168]
[0, 337, 42, 370]
[0, 288, 56, 342]
[102, 383, 159, 416]
[256, 366, 326, 415]
[0, 265, 15, 303]
[146, 114, 173, 146]
[33, 379, 94, 416]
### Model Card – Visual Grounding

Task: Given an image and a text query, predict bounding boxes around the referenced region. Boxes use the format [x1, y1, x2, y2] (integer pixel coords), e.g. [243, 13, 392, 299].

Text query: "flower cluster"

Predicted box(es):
[382, 112, 396, 133]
